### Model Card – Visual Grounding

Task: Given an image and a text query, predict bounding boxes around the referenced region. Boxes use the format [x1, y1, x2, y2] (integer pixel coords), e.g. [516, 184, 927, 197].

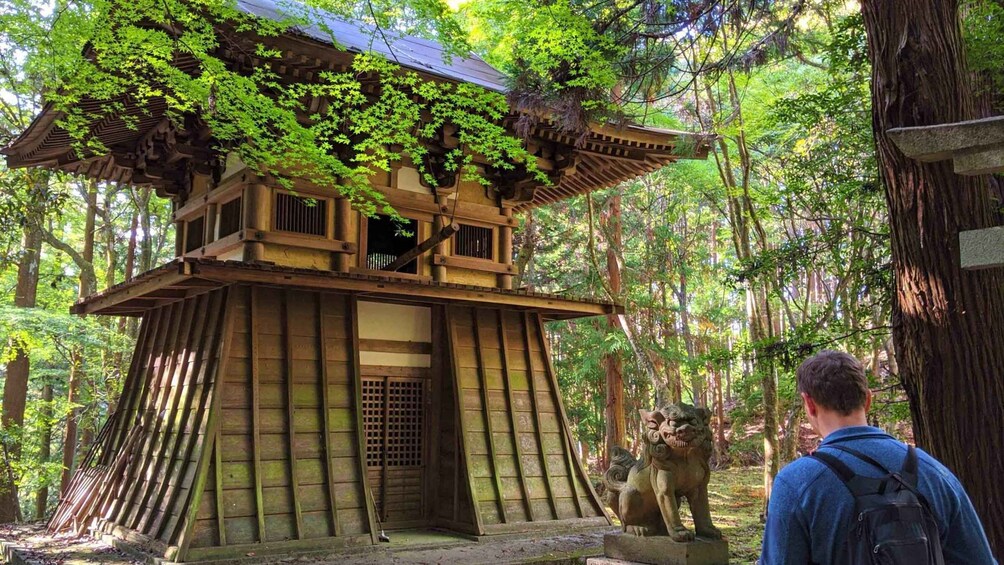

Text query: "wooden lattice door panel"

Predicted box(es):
[363, 376, 427, 526]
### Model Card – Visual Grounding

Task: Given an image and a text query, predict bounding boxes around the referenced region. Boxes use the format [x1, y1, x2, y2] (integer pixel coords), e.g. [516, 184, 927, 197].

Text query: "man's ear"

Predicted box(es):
[863, 388, 873, 414]
[801, 392, 818, 418]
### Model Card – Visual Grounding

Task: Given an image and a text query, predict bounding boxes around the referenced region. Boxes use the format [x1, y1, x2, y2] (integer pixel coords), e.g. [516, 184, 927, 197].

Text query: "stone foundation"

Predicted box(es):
[589, 533, 729, 565]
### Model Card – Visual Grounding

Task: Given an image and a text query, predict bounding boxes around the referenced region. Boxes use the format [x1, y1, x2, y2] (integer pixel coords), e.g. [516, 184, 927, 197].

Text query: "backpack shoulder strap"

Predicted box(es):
[829, 443, 924, 493]
[825, 444, 891, 474]
[810, 451, 886, 498]
[810, 451, 855, 483]
[900, 445, 919, 489]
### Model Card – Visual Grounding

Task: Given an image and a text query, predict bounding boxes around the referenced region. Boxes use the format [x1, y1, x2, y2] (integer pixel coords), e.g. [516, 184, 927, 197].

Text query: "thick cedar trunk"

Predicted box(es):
[0, 221, 43, 523]
[603, 192, 625, 463]
[861, 0, 1004, 552]
[61, 181, 98, 494]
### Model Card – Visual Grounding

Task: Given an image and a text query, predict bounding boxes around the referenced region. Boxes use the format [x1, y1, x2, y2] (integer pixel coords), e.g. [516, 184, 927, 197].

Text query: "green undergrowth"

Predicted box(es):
[703, 466, 766, 564]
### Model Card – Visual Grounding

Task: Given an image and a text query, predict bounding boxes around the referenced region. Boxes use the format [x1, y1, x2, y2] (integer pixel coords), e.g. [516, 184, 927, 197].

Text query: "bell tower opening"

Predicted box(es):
[365, 215, 419, 274]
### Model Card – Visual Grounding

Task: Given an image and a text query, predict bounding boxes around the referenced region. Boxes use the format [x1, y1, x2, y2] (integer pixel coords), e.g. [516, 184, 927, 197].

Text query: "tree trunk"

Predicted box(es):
[35, 384, 53, 520]
[677, 269, 702, 406]
[0, 220, 43, 523]
[712, 363, 727, 464]
[60, 180, 98, 494]
[861, 0, 1004, 552]
[124, 207, 140, 338]
[603, 191, 626, 463]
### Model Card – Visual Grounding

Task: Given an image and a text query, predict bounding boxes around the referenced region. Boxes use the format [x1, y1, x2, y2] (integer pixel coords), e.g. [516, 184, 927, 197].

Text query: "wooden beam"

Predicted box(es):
[189, 263, 616, 319]
[358, 339, 432, 354]
[535, 313, 610, 522]
[103, 310, 156, 467]
[522, 312, 557, 520]
[350, 297, 380, 544]
[498, 310, 533, 521]
[334, 199, 352, 272]
[382, 223, 458, 272]
[258, 230, 357, 254]
[214, 432, 227, 546]
[174, 286, 238, 559]
[283, 291, 305, 539]
[107, 305, 171, 524]
[147, 291, 216, 537]
[446, 307, 485, 535]
[473, 309, 507, 523]
[72, 262, 191, 315]
[250, 287, 267, 541]
[432, 200, 448, 282]
[317, 293, 341, 537]
[174, 287, 242, 557]
[127, 301, 191, 529]
[498, 210, 513, 290]
[432, 254, 516, 275]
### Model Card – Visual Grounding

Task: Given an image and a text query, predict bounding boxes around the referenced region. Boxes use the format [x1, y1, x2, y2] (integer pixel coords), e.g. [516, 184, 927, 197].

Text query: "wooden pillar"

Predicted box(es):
[497, 209, 513, 289]
[432, 196, 448, 282]
[334, 197, 351, 272]
[175, 222, 185, 257]
[243, 183, 269, 262]
[205, 202, 218, 244]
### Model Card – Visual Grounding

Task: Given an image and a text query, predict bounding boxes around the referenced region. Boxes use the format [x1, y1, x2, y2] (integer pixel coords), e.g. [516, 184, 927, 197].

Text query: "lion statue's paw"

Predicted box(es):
[669, 526, 695, 542]
[696, 525, 722, 540]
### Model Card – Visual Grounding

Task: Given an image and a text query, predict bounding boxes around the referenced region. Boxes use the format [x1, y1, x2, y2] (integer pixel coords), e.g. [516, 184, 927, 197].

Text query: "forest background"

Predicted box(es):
[0, 0, 1002, 554]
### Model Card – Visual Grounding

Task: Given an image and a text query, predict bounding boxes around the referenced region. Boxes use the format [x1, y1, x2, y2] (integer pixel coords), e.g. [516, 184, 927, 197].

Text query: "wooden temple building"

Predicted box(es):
[5, 1, 707, 561]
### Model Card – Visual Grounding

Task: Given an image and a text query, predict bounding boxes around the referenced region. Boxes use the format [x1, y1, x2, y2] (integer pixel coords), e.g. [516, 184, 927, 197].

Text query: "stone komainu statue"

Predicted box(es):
[604, 403, 722, 542]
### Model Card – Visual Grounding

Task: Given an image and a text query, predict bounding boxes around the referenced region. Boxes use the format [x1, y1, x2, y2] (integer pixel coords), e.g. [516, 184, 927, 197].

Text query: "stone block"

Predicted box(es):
[603, 533, 729, 565]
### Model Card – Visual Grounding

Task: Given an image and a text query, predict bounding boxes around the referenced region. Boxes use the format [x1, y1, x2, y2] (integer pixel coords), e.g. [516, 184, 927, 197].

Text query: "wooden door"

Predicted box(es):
[362, 376, 428, 528]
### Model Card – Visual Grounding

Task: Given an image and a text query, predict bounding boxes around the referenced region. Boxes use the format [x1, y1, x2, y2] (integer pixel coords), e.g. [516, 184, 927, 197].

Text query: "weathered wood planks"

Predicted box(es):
[445, 305, 609, 530]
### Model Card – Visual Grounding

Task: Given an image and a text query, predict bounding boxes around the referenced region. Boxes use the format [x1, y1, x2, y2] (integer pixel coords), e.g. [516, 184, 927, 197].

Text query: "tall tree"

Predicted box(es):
[57, 181, 98, 493]
[0, 174, 45, 522]
[602, 191, 625, 462]
[861, 0, 1004, 552]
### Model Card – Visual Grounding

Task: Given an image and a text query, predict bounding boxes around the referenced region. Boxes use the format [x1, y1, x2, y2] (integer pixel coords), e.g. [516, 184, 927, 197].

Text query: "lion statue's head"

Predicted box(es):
[639, 403, 713, 458]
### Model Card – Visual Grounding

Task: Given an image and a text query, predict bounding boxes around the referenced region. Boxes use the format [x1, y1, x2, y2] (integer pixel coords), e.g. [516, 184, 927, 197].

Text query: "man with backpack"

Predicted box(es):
[759, 350, 997, 564]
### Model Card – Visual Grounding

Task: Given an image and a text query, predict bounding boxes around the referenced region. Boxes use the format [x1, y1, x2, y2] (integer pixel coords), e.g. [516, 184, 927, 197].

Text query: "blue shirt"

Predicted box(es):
[760, 426, 997, 564]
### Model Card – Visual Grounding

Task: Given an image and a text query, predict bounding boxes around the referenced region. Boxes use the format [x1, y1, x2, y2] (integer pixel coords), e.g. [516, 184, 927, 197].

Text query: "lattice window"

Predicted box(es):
[387, 380, 424, 467]
[185, 215, 205, 253]
[218, 196, 242, 238]
[362, 377, 425, 468]
[363, 378, 385, 467]
[274, 192, 327, 236]
[454, 223, 494, 260]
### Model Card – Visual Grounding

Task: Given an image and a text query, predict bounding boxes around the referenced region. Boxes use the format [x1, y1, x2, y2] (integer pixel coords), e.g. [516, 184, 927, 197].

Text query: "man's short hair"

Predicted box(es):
[796, 350, 869, 415]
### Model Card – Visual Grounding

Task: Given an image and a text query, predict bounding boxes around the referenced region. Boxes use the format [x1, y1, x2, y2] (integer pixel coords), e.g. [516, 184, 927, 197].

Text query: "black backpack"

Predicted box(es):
[810, 444, 945, 565]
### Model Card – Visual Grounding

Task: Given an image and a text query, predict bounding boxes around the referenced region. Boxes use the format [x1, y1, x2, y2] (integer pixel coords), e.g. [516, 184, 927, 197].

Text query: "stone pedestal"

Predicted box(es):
[589, 533, 729, 565]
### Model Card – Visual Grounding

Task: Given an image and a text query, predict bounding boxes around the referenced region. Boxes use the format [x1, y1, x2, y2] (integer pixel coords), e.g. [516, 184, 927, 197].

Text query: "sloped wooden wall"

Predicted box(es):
[446, 306, 609, 534]
[92, 288, 231, 557]
[185, 286, 375, 561]
[63, 287, 607, 562]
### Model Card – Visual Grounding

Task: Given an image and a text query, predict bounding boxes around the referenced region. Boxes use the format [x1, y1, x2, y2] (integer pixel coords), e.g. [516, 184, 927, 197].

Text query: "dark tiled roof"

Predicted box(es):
[237, 0, 507, 91]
